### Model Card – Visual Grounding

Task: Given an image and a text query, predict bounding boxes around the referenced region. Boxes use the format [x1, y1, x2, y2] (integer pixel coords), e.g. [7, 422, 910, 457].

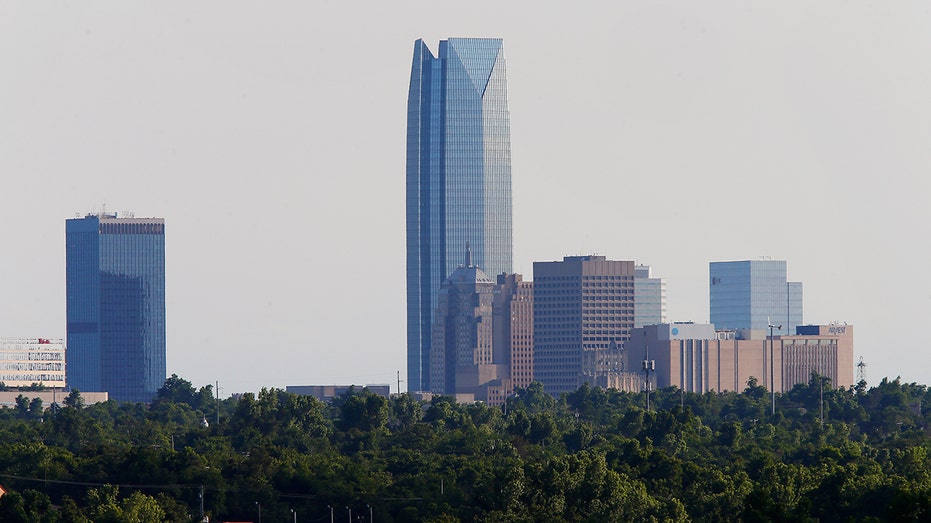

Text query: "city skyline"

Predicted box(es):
[1, 3, 930, 393]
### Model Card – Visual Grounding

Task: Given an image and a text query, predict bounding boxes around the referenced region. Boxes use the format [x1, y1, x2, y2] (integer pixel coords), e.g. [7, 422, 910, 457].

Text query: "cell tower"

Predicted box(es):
[856, 356, 867, 385]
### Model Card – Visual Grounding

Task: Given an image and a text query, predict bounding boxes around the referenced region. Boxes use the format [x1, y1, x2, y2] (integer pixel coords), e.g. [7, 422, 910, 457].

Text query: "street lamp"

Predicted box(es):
[255, 502, 261, 523]
[346, 506, 351, 523]
[367, 504, 373, 522]
[768, 322, 781, 416]
[291, 508, 296, 523]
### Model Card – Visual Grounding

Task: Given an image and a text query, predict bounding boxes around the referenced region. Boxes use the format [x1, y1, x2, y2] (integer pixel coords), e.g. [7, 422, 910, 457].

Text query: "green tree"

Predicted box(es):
[29, 397, 44, 418]
[338, 391, 388, 432]
[14, 395, 29, 417]
[121, 491, 165, 523]
[743, 376, 767, 399]
[64, 389, 85, 409]
[87, 485, 124, 523]
[0, 491, 31, 523]
[391, 392, 424, 429]
[155, 374, 197, 406]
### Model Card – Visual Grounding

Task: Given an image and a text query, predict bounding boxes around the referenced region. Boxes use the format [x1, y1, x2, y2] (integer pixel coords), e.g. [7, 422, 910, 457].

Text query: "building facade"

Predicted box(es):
[634, 264, 667, 328]
[625, 323, 854, 394]
[0, 338, 65, 388]
[709, 260, 802, 335]
[406, 37, 513, 392]
[430, 245, 504, 400]
[66, 213, 166, 403]
[783, 324, 855, 391]
[486, 273, 534, 406]
[533, 256, 636, 396]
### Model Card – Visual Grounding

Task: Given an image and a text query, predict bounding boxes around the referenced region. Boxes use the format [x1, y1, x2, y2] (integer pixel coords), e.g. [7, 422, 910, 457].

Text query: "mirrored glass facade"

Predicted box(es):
[66, 214, 166, 403]
[406, 38, 512, 392]
[709, 260, 802, 335]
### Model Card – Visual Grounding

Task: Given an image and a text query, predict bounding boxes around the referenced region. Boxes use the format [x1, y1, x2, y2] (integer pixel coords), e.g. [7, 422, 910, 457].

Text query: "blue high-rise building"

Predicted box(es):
[66, 213, 166, 403]
[406, 38, 512, 392]
[709, 260, 802, 335]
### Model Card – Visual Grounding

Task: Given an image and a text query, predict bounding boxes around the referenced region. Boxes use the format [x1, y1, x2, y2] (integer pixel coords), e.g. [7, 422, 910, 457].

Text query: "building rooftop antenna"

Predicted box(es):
[856, 356, 867, 385]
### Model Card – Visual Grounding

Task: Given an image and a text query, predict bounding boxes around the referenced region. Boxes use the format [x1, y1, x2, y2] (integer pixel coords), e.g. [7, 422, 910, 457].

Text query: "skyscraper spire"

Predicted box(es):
[465, 241, 472, 267]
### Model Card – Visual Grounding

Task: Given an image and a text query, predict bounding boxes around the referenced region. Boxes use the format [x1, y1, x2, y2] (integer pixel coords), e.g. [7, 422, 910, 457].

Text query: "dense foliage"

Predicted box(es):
[1, 374, 931, 522]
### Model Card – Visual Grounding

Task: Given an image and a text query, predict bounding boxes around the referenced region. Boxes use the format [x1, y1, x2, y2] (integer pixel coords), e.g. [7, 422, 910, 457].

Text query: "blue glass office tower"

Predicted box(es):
[66, 214, 166, 403]
[406, 38, 512, 392]
[709, 260, 802, 335]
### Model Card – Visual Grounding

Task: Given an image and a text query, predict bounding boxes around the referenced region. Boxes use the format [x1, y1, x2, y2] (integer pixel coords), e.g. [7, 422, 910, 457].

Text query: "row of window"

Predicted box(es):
[0, 362, 63, 371]
[0, 352, 64, 361]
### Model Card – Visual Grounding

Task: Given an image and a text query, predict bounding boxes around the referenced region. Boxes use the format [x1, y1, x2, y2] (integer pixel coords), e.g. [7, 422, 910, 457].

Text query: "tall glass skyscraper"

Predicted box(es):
[709, 260, 802, 335]
[66, 213, 166, 403]
[406, 38, 512, 392]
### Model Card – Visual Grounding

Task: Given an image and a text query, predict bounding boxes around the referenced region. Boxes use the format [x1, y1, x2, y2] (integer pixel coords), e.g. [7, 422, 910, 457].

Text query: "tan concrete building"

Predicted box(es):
[782, 324, 855, 390]
[485, 273, 534, 406]
[430, 244, 505, 400]
[495, 273, 534, 390]
[429, 243, 538, 405]
[625, 323, 854, 394]
[533, 256, 636, 396]
[0, 338, 66, 388]
[0, 390, 109, 408]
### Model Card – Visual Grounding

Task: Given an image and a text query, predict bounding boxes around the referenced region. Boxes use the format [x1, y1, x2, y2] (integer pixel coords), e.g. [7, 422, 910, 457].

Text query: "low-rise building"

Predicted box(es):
[625, 323, 854, 393]
[0, 390, 108, 408]
[286, 385, 390, 402]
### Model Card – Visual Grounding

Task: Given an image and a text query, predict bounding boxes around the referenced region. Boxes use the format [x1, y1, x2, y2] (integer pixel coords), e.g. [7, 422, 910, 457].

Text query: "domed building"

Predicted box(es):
[430, 243, 509, 401]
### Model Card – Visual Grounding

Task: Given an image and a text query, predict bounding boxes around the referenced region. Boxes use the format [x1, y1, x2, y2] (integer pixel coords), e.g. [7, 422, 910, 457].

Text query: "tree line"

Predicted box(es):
[1, 373, 930, 522]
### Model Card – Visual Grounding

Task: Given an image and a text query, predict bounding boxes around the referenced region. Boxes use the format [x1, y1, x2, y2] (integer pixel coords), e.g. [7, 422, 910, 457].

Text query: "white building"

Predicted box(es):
[0, 338, 65, 388]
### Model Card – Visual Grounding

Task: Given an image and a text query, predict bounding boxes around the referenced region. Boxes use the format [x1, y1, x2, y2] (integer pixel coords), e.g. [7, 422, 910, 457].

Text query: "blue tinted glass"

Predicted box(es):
[66, 216, 166, 402]
[710, 260, 801, 334]
[406, 38, 512, 392]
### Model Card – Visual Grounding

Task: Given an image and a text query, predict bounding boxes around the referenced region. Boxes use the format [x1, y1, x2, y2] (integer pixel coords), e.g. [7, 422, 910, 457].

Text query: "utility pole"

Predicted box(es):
[642, 346, 655, 411]
[768, 322, 781, 416]
[820, 375, 824, 425]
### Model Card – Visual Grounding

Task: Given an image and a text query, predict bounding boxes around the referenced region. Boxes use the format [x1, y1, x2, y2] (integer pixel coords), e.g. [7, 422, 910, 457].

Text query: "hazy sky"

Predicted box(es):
[2, 2, 929, 394]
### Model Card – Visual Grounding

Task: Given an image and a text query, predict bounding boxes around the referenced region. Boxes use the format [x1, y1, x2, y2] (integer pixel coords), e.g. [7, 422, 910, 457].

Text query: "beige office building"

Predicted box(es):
[429, 240, 537, 405]
[533, 256, 636, 396]
[430, 256, 498, 398]
[625, 323, 854, 394]
[0, 338, 66, 388]
[782, 324, 854, 390]
[431, 244, 539, 405]
[486, 273, 534, 406]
